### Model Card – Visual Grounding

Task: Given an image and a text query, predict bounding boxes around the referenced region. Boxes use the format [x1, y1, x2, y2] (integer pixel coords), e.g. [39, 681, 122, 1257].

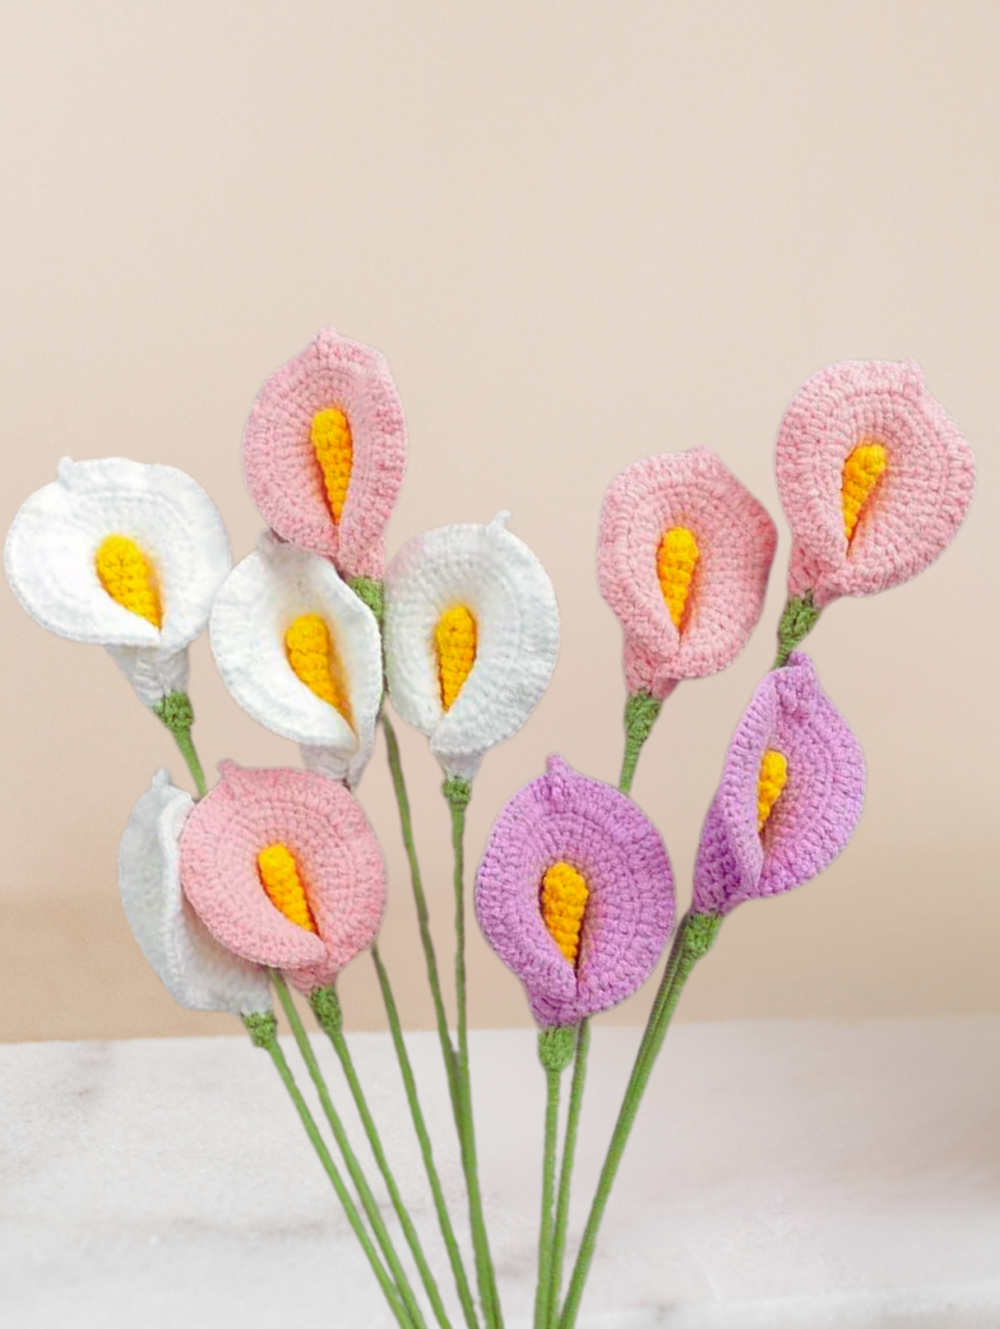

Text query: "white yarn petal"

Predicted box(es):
[209, 534, 383, 788]
[118, 770, 272, 1015]
[384, 512, 560, 779]
[4, 457, 231, 703]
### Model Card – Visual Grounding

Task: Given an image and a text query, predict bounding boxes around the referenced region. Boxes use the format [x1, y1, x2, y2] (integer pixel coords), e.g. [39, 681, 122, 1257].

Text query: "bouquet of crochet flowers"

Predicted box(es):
[5, 334, 976, 1329]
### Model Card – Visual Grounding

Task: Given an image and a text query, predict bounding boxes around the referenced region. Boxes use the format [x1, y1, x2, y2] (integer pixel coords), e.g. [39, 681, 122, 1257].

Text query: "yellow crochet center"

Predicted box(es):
[257, 843, 317, 933]
[540, 861, 589, 966]
[435, 605, 477, 711]
[657, 527, 699, 629]
[311, 407, 353, 522]
[94, 535, 162, 628]
[284, 613, 354, 727]
[757, 748, 788, 832]
[841, 442, 887, 541]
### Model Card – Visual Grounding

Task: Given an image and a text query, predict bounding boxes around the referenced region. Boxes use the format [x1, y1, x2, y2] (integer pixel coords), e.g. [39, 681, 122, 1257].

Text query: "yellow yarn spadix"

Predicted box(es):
[311, 407, 353, 522]
[435, 604, 477, 711]
[657, 527, 699, 629]
[841, 442, 887, 541]
[257, 843, 317, 933]
[284, 613, 353, 726]
[541, 861, 589, 965]
[757, 748, 788, 832]
[95, 535, 162, 628]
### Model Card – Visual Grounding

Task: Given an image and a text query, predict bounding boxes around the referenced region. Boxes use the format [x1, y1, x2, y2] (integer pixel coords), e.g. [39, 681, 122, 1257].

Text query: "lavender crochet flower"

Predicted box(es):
[693, 652, 865, 916]
[475, 755, 675, 1028]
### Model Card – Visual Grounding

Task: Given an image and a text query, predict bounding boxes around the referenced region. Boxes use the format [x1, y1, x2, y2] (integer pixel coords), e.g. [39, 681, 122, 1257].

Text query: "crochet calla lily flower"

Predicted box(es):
[4, 457, 231, 706]
[118, 770, 271, 1014]
[598, 449, 777, 700]
[242, 328, 407, 581]
[383, 512, 560, 781]
[692, 652, 865, 916]
[475, 756, 675, 1028]
[776, 360, 976, 609]
[209, 534, 383, 788]
[180, 762, 386, 994]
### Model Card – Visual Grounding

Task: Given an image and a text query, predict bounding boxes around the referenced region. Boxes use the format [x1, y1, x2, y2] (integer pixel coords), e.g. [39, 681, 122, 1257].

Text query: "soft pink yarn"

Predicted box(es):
[775, 360, 975, 608]
[179, 762, 386, 994]
[242, 329, 407, 580]
[597, 449, 777, 699]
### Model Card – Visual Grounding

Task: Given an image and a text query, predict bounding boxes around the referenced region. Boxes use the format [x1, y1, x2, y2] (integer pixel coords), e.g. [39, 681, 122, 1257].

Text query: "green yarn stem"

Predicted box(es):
[545, 1019, 590, 1329]
[271, 973, 427, 1329]
[774, 592, 821, 667]
[152, 690, 207, 797]
[240, 1011, 409, 1329]
[556, 913, 723, 1329]
[444, 777, 503, 1329]
[382, 716, 461, 1116]
[348, 575, 385, 628]
[618, 692, 664, 794]
[372, 946, 482, 1329]
[533, 1060, 564, 1329]
[309, 982, 454, 1329]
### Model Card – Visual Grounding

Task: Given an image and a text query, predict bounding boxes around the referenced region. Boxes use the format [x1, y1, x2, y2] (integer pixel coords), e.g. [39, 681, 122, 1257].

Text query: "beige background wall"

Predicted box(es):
[1, 1, 997, 1042]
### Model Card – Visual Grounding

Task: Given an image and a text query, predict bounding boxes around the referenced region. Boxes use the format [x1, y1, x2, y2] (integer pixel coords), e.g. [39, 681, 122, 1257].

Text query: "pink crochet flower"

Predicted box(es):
[179, 761, 386, 993]
[776, 360, 975, 608]
[475, 756, 675, 1028]
[242, 329, 407, 580]
[692, 653, 865, 916]
[598, 449, 777, 700]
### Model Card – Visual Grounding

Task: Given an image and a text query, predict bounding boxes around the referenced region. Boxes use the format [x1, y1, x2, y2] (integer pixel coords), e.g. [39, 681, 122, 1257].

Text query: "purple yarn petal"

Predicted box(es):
[474, 755, 675, 1027]
[693, 653, 865, 916]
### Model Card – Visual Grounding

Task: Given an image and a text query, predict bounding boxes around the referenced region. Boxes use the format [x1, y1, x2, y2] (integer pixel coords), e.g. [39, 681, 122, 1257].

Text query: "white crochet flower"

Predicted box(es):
[209, 534, 383, 788]
[4, 457, 231, 705]
[384, 512, 560, 780]
[118, 770, 271, 1015]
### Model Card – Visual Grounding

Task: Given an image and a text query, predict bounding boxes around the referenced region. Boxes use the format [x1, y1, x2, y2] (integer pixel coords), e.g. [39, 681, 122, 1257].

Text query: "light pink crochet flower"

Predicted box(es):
[179, 761, 386, 994]
[242, 329, 407, 580]
[776, 360, 975, 608]
[598, 449, 777, 699]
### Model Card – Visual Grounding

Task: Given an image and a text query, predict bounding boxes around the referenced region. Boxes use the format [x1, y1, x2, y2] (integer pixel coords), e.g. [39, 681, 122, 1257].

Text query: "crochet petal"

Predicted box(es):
[598, 449, 776, 697]
[242, 329, 407, 580]
[384, 513, 560, 780]
[5, 457, 231, 652]
[692, 653, 866, 915]
[475, 755, 675, 1027]
[118, 770, 271, 1014]
[775, 360, 975, 607]
[179, 762, 386, 993]
[209, 534, 382, 787]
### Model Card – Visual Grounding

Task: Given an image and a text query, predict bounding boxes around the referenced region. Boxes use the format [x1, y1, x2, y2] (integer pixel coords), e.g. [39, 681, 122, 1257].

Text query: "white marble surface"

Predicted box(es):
[2, 1018, 999, 1328]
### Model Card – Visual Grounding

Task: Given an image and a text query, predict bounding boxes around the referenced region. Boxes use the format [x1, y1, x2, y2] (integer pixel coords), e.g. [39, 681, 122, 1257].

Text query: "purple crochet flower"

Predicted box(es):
[475, 755, 675, 1028]
[692, 652, 865, 916]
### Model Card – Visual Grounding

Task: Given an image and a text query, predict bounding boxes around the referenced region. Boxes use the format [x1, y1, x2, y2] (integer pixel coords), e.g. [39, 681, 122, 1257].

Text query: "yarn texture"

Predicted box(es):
[775, 360, 976, 608]
[209, 533, 382, 788]
[475, 755, 675, 1028]
[179, 761, 386, 993]
[118, 770, 271, 1014]
[4, 456, 231, 705]
[242, 328, 407, 580]
[692, 652, 865, 916]
[384, 512, 560, 780]
[598, 448, 777, 699]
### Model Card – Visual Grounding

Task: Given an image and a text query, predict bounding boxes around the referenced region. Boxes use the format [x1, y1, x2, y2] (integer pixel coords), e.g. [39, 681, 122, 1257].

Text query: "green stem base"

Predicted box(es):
[153, 690, 207, 797]
[774, 592, 821, 667]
